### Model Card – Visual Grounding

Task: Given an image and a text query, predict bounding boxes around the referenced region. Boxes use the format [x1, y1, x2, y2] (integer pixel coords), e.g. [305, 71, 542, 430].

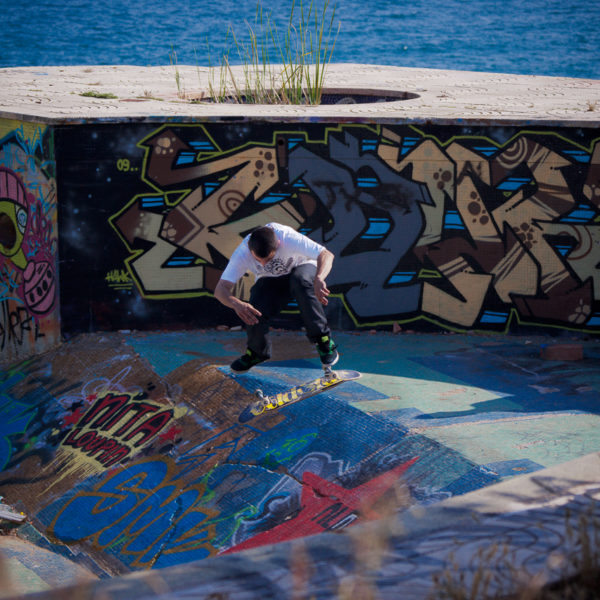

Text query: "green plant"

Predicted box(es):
[170, 45, 186, 99]
[205, 39, 233, 103]
[205, 0, 339, 105]
[79, 91, 118, 99]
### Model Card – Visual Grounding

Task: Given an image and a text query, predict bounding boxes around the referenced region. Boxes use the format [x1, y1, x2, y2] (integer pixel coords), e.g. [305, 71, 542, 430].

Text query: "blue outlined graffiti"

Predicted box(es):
[47, 457, 218, 569]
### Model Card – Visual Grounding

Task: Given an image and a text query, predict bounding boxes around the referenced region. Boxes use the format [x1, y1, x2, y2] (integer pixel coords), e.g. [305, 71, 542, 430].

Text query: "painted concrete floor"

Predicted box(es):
[1, 328, 599, 597]
[128, 328, 600, 478]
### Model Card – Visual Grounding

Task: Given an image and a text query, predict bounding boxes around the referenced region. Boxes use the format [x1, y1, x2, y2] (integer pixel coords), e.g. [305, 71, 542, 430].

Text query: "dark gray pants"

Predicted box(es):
[247, 263, 330, 358]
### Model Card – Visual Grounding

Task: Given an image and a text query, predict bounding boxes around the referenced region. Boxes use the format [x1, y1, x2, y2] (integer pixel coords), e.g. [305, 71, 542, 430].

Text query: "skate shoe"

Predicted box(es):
[231, 348, 268, 372]
[317, 335, 339, 367]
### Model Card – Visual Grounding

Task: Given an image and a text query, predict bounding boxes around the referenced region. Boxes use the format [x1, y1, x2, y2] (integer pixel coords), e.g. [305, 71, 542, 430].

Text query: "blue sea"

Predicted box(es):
[1, 0, 599, 79]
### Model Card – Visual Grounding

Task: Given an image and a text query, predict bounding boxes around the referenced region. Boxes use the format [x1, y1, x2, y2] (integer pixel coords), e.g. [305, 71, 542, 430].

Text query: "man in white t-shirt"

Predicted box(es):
[214, 223, 339, 372]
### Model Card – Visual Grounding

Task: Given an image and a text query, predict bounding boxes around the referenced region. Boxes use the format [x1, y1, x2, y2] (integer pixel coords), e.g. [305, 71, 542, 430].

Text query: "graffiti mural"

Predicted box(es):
[56, 122, 600, 335]
[0, 358, 37, 470]
[222, 454, 419, 554]
[47, 457, 218, 570]
[0, 119, 59, 364]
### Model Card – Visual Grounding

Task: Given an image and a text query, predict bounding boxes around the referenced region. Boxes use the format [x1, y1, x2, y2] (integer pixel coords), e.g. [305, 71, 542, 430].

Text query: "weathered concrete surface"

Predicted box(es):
[0, 532, 96, 598]
[0, 64, 599, 125]
[1, 328, 599, 596]
[8, 452, 600, 600]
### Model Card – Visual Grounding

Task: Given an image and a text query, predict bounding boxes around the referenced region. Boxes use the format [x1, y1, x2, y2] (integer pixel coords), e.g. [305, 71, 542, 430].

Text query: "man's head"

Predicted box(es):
[249, 226, 279, 265]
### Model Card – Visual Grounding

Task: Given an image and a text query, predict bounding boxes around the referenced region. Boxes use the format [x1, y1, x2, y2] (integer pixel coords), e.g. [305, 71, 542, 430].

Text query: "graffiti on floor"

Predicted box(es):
[0, 352, 446, 573]
[58, 391, 176, 473]
[222, 454, 419, 554]
[98, 123, 600, 332]
[2, 335, 594, 575]
[0, 357, 73, 473]
[0, 361, 37, 470]
[47, 457, 218, 569]
[0, 353, 180, 486]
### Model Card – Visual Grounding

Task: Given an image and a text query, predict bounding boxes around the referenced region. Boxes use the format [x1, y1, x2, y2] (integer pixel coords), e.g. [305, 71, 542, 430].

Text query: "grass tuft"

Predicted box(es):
[79, 91, 118, 99]
[200, 0, 339, 105]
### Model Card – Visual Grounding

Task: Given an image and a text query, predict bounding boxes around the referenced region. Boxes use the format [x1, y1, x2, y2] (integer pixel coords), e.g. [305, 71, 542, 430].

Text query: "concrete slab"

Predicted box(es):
[0, 64, 599, 126]
[0, 534, 97, 598]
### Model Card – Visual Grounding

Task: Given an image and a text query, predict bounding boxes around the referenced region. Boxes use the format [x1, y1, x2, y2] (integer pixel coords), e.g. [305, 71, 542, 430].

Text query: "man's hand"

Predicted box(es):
[315, 248, 333, 306]
[234, 301, 262, 325]
[315, 249, 333, 305]
[215, 279, 262, 325]
[314, 277, 330, 306]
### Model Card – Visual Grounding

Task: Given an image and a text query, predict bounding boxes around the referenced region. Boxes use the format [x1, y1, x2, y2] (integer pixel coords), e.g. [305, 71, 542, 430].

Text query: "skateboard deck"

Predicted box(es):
[238, 369, 361, 423]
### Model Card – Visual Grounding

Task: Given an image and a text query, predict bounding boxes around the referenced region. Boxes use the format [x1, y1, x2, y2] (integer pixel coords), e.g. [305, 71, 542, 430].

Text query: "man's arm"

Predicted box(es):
[314, 248, 334, 305]
[214, 279, 262, 325]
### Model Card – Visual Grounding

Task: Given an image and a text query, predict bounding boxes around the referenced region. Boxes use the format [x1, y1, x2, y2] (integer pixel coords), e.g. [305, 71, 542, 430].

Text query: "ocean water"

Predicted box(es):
[1, 0, 598, 79]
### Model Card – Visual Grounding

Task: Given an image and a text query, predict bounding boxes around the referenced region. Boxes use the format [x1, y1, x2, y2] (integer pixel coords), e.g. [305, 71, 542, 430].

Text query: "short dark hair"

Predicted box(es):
[249, 226, 278, 258]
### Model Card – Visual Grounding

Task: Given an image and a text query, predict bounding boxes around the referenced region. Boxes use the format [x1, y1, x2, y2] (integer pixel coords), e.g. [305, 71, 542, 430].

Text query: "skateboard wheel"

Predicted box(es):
[255, 389, 264, 399]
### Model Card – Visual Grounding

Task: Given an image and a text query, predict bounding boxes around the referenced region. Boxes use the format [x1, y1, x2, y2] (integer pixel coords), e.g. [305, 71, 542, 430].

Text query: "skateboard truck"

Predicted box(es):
[322, 365, 336, 380]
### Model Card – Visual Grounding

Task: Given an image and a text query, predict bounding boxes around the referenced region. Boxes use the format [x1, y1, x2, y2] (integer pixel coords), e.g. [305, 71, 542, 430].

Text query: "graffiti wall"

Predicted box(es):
[56, 122, 600, 334]
[0, 119, 60, 366]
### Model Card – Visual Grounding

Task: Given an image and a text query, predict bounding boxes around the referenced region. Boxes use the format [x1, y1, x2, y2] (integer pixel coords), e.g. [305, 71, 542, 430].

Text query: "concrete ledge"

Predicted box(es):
[1, 64, 599, 126]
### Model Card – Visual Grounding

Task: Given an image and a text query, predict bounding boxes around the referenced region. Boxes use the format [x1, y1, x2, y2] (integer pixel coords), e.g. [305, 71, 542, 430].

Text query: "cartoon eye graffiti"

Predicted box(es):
[0, 212, 16, 249]
[0, 167, 29, 267]
[17, 206, 27, 234]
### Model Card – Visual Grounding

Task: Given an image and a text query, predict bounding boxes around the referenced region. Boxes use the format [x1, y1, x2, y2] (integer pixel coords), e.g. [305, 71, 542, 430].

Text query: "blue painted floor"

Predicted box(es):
[129, 329, 600, 478]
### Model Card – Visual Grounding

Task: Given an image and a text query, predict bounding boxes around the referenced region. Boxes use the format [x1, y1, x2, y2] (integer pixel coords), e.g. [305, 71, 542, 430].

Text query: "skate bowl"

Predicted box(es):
[2, 327, 600, 598]
[1, 64, 600, 597]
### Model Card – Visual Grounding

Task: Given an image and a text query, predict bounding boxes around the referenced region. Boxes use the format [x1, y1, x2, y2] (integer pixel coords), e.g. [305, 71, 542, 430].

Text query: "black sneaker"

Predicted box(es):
[317, 335, 339, 367]
[230, 349, 268, 372]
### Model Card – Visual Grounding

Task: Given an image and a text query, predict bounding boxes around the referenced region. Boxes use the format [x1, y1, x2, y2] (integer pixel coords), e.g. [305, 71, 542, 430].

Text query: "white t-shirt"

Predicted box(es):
[221, 223, 324, 283]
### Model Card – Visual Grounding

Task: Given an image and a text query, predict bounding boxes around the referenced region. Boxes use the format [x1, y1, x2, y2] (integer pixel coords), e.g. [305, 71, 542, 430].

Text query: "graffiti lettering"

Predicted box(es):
[223, 457, 418, 554]
[116, 158, 131, 172]
[312, 501, 357, 530]
[60, 392, 173, 468]
[259, 430, 318, 469]
[109, 124, 600, 334]
[63, 429, 129, 467]
[0, 299, 44, 351]
[49, 457, 218, 569]
[105, 269, 132, 285]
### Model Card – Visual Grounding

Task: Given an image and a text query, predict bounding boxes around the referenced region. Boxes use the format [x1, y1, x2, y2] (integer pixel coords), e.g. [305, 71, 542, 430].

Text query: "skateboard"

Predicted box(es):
[238, 367, 362, 423]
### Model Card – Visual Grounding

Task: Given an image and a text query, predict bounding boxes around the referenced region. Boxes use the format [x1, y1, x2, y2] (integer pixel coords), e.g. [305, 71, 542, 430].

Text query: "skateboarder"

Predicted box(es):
[214, 223, 338, 372]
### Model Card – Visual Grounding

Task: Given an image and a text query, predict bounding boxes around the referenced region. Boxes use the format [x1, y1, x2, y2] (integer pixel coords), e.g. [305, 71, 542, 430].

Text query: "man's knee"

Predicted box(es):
[290, 266, 315, 291]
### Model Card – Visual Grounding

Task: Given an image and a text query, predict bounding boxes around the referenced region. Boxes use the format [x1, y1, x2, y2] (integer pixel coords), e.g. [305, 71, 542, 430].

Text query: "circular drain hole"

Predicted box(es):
[187, 88, 420, 105]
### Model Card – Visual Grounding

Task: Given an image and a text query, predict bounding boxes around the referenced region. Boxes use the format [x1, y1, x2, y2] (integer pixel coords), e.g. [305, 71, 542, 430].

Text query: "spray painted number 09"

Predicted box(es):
[116, 158, 131, 171]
